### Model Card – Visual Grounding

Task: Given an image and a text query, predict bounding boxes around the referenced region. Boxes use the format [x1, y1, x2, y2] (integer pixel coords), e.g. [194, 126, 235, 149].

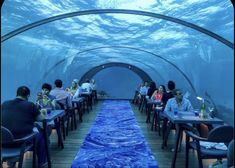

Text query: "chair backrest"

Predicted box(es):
[207, 125, 234, 143]
[2, 126, 14, 144]
[56, 97, 69, 110]
[57, 101, 66, 110]
[227, 140, 234, 167]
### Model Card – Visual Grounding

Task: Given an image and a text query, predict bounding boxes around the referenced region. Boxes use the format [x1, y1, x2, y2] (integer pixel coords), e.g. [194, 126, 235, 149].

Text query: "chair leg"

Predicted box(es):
[157, 112, 161, 136]
[196, 141, 203, 168]
[18, 143, 26, 168]
[138, 97, 142, 110]
[70, 114, 74, 131]
[55, 119, 64, 149]
[78, 105, 83, 122]
[61, 117, 66, 140]
[185, 135, 189, 168]
[151, 111, 156, 131]
[73, 110, 77, 129]
[66, 117, 69, 136]
[178, 129, 183, 152]
[162, 121, 173, 149]
[33, 138, 37, 168]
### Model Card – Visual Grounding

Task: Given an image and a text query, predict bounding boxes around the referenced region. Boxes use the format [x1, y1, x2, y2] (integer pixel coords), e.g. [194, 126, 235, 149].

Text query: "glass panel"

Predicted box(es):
[1, 5, 234, 125]
[2, 0, 234, 42]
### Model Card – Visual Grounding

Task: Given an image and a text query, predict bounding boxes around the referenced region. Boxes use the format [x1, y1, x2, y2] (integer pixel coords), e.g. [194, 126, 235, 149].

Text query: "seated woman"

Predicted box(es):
[151, 85, 166, 108]
[66, 79, 79, 97]
[35, 83, 57, 110]
[35, 83, 58, 136]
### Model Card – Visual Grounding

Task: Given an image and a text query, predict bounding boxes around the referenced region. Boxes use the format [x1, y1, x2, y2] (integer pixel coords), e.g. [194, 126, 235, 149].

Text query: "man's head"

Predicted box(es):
[54, 79, 63, 88]
[16, 86, 30, 100]
[167, 80, 175, 91]
[174, 89, 183, 103]
[42, 83, 52, 95]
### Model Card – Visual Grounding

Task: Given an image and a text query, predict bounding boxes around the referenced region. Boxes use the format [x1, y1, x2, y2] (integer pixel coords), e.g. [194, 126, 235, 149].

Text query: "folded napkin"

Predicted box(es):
[199, 141, 227, 150]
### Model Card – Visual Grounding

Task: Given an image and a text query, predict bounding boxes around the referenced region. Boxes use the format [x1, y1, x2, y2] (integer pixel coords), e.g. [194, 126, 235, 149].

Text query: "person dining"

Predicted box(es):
[81, 79, 92, 93]
[80, 79, 93, 109]
[162, 80, 175, 105]
[35, 83, 60, 137]
[2, 86, 47, 167]
[147, 81, 157, 99]
[162, 89, 193, 149]
[50, 79, 72, 108]
[151, 85, 166, 103]
[164, 89, 193, 112]
[35, 83, 57, 109]
[148, 85, 166, 117]
[68, 79, 79, 96]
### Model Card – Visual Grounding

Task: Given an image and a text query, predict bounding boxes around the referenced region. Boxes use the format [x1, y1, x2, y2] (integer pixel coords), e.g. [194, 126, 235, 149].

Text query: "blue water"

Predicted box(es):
[71, 100, 158, 168]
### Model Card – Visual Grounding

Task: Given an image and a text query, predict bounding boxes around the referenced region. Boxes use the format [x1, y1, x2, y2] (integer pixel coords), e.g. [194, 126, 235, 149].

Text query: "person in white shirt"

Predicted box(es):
[81, 79, 92, 93]
[164, 89, 193, 112]
[50, 79, 72, 108]
[138, 81, 149, 98]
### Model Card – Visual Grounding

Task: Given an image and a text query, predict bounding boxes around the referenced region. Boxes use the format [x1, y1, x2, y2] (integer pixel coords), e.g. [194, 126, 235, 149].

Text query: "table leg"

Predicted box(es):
[43, 121, 51, 168]
[151, 111, 156, 131]
[78, 102, 83, 122]
[55, 119, 64, 149]
[162, 120, 172, 148]
[171, 124, 182, 168]
[157, 110, 161, 136]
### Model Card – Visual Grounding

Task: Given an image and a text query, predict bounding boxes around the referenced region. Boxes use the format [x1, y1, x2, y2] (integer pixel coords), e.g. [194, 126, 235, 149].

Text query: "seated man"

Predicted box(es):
[164, 89, 193, 112]
[50, 79, 72, 108]
[162, 89, 193, 149]
[2, 86, 47, 167]
[139, 81, 148, 96]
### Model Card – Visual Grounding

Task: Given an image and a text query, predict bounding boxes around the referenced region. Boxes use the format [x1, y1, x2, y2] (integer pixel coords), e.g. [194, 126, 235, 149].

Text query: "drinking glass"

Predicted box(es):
[46, 108, 52, 115]
[208, 107, 214, 118]
[194, 109, 199, 117]
[173, 108, 178, 117]
[41, 108, 47, 116]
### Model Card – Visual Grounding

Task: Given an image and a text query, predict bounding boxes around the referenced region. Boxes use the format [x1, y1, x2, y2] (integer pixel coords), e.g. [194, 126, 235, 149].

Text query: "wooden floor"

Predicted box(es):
[3, 100, 218, 168]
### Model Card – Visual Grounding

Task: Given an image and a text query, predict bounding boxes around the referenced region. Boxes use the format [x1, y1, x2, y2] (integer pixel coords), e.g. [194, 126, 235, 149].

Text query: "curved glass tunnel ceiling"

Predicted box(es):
[2, 0, 234, 43]
[1, 0, 234, 126]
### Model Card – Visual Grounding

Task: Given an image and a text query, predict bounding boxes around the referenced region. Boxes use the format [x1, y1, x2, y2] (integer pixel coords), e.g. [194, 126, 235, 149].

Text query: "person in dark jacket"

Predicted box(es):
[147, 81, 157, 98]
[162, 80, 175, 107]
[2, 86, 47, 167]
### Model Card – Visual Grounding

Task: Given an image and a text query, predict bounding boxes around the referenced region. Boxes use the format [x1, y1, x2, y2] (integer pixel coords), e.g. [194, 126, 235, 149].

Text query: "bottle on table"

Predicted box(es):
[200, 99, 206, 118]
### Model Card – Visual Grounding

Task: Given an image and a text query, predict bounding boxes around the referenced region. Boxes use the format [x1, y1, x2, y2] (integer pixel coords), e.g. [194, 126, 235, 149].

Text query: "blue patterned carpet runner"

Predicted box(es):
[71, 100, 158, 168]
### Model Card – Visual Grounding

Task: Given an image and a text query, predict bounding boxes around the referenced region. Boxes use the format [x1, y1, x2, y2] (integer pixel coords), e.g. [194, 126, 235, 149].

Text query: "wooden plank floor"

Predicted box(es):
[3, 100, 218, 168]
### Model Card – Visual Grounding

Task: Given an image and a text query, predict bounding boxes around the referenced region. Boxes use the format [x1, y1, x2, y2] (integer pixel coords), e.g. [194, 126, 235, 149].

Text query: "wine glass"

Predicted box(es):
[208, 107, 214, 118]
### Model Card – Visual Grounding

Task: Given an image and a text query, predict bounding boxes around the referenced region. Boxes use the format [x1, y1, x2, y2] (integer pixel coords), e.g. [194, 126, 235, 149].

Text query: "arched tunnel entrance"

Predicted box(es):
[79, 62, 153, 99]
